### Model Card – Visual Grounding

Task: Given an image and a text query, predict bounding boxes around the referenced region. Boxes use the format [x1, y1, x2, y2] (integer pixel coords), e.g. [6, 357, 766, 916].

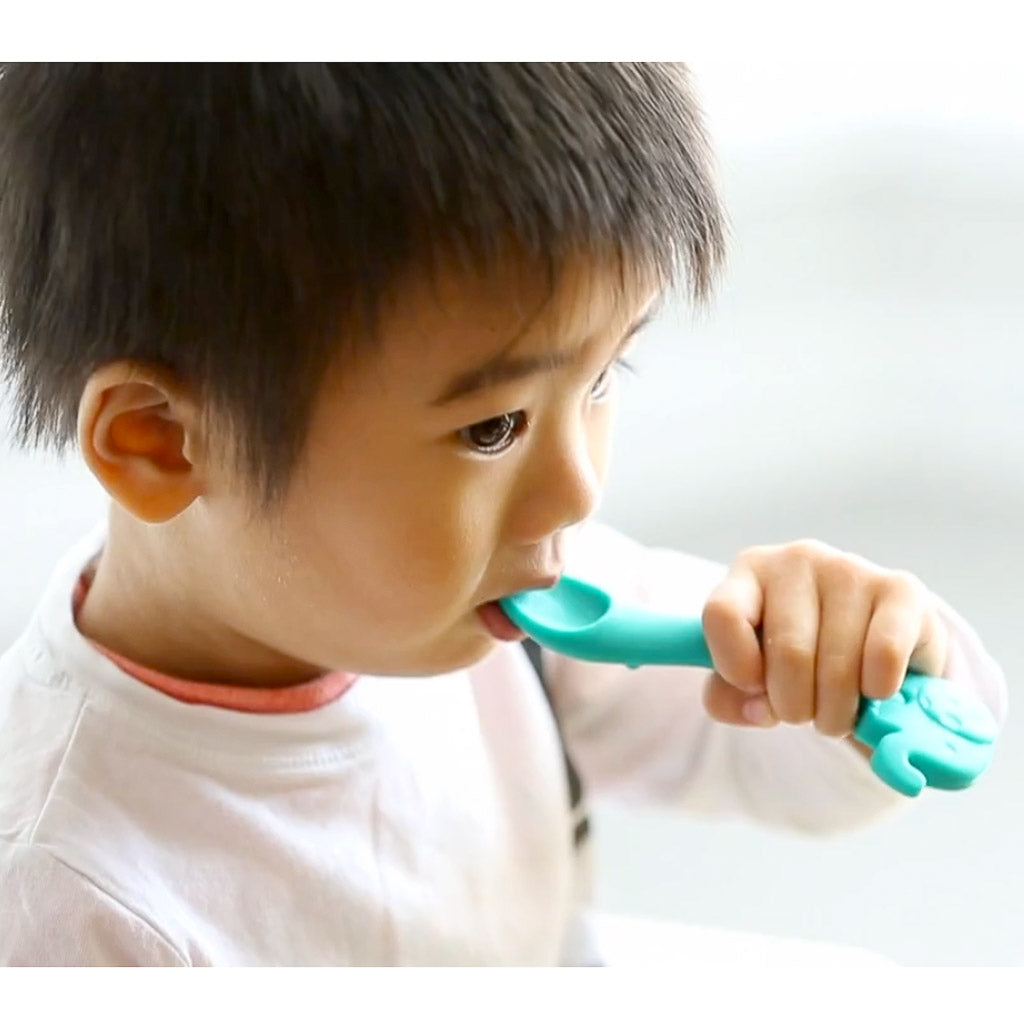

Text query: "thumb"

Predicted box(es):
[703, 672, 778, 728]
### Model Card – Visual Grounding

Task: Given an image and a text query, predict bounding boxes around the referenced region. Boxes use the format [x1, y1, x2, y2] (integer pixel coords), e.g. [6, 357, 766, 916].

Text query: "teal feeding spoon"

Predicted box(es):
[499, 576, 998, 798]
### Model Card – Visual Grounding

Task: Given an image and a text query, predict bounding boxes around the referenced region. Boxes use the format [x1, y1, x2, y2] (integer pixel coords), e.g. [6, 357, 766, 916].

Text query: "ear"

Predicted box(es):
[77, 361, 208, 523]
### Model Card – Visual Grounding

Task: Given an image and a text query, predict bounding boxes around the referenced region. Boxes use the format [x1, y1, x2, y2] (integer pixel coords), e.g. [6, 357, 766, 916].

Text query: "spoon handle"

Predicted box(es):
[515, 605, 715, 669]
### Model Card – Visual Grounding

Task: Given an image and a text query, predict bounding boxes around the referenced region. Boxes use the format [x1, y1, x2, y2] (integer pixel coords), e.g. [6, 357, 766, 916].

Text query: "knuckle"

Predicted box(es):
[882, 568, 926, 603]
[785, 538, 833, 565]
[701, 595, 734, 632]
[816, 649, 851, 687]
[870, 635, 907, 676]
[733, 543, 771, 570]
[737, 538, 827, 564]
[770, 633, 816, 672]
[793, 537, 830, 558]
[815, 716, 852, 739]
[819, 556, 863, 591]
[758, 539, 842, 581]
[765, 641, 815, 723]
[772, 696, 809, 725]
[777, 706, 807, 726]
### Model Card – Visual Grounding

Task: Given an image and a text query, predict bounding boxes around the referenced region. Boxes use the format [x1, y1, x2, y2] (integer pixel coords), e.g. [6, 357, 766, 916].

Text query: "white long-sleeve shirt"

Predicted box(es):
[0, 522, 1007, 965]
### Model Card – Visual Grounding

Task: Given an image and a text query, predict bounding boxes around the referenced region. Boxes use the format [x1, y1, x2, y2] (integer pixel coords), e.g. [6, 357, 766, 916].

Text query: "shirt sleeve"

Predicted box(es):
[544, 521, 1008, 835]
[0, 843, 187, 966]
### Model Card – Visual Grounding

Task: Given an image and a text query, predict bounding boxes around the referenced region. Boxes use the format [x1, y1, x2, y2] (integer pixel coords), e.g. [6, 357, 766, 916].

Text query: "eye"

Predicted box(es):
[590, 357, 636, 401]
[458, 410, 528, 456]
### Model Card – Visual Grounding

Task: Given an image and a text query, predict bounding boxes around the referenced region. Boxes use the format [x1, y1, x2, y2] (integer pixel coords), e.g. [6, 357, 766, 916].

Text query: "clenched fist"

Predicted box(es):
[701, 540, 948, 737]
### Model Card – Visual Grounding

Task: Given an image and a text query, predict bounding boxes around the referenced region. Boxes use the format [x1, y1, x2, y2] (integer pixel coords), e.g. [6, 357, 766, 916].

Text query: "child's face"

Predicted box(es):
[200, 256, 658, 679]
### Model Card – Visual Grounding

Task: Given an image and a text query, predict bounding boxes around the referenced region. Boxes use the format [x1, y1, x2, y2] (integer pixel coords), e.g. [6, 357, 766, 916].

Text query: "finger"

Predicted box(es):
[863, 576, 947, 699]
[702, 567, 764, 694]
[702, 673, 778, 728]
[814, 573, 872, 737]
[910, 604, 949, 678]
[761, 561, 819, 724]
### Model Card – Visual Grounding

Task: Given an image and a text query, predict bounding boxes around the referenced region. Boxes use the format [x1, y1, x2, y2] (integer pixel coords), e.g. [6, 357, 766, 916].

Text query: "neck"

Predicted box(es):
[75, 503, 325, 688]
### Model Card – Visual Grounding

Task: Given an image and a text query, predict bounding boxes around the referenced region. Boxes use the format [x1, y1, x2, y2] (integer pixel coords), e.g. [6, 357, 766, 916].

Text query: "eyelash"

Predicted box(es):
[457, 357, 637, 457]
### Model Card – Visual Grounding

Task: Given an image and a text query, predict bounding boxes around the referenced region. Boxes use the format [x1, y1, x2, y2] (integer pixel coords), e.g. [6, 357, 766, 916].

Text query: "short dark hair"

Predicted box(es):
[0, 63, 726, 510]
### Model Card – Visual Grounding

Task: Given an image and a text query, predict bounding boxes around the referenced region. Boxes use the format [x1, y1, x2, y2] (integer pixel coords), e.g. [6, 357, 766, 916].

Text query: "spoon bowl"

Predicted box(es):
[500, 575, 712, 668]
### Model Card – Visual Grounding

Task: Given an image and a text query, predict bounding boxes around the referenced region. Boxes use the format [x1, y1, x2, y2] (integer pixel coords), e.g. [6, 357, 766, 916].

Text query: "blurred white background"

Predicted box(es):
[0, 61, 1020, 965]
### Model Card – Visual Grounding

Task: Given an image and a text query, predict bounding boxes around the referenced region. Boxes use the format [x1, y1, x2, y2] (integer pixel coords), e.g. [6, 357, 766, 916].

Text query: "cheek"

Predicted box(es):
[384, 481, 498, 592]
[306, 472, 501, 618]
[590, 400, 617, 485]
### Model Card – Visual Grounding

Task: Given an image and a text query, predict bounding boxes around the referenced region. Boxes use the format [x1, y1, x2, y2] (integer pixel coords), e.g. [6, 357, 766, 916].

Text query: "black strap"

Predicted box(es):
[522, 639, 590, 846]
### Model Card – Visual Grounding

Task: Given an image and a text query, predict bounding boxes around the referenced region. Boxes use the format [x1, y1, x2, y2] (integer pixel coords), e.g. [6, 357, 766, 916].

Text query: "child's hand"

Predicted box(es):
[701, 540, 949, 736]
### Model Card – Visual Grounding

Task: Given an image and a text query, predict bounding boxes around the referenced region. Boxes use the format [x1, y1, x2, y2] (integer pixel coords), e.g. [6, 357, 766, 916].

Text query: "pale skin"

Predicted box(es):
[74, 253, 949, 748]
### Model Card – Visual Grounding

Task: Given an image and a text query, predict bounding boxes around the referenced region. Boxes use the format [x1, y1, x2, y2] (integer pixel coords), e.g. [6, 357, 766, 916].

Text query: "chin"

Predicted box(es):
[417, 634, 498, 676]
[356, 632, 497, 678]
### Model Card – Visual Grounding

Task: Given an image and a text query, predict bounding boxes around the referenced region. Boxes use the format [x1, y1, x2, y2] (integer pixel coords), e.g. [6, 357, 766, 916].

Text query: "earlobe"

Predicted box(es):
[78, 364, 205, 523]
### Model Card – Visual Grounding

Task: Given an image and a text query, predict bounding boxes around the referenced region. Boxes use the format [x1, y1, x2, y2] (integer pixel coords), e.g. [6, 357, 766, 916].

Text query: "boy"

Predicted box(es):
[0, 64, 1006, 966]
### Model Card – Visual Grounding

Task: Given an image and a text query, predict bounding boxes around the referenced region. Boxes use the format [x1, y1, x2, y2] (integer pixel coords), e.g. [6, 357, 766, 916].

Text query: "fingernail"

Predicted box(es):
[742, 696, 774, 726]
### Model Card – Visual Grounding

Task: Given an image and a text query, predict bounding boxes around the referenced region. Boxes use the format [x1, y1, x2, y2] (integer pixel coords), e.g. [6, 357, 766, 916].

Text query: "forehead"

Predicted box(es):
[370, 252, 660, 382]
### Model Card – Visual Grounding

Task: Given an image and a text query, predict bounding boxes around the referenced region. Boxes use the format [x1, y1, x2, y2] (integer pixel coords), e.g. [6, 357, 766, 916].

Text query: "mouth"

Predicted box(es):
[477, 601, 527, 642]
[476, 575, 560, 643]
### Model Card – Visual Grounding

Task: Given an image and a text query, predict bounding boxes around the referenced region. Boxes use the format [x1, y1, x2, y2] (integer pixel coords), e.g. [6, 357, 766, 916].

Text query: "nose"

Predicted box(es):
[512, 415, 605, 544]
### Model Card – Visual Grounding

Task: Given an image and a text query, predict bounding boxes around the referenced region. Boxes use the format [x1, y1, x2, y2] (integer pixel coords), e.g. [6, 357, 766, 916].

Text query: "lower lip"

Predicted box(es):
[477, 601, 526, 642]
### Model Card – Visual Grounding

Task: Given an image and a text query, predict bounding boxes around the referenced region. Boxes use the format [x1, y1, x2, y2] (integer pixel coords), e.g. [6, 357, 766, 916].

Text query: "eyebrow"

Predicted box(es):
[430, 306, 660, 407]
